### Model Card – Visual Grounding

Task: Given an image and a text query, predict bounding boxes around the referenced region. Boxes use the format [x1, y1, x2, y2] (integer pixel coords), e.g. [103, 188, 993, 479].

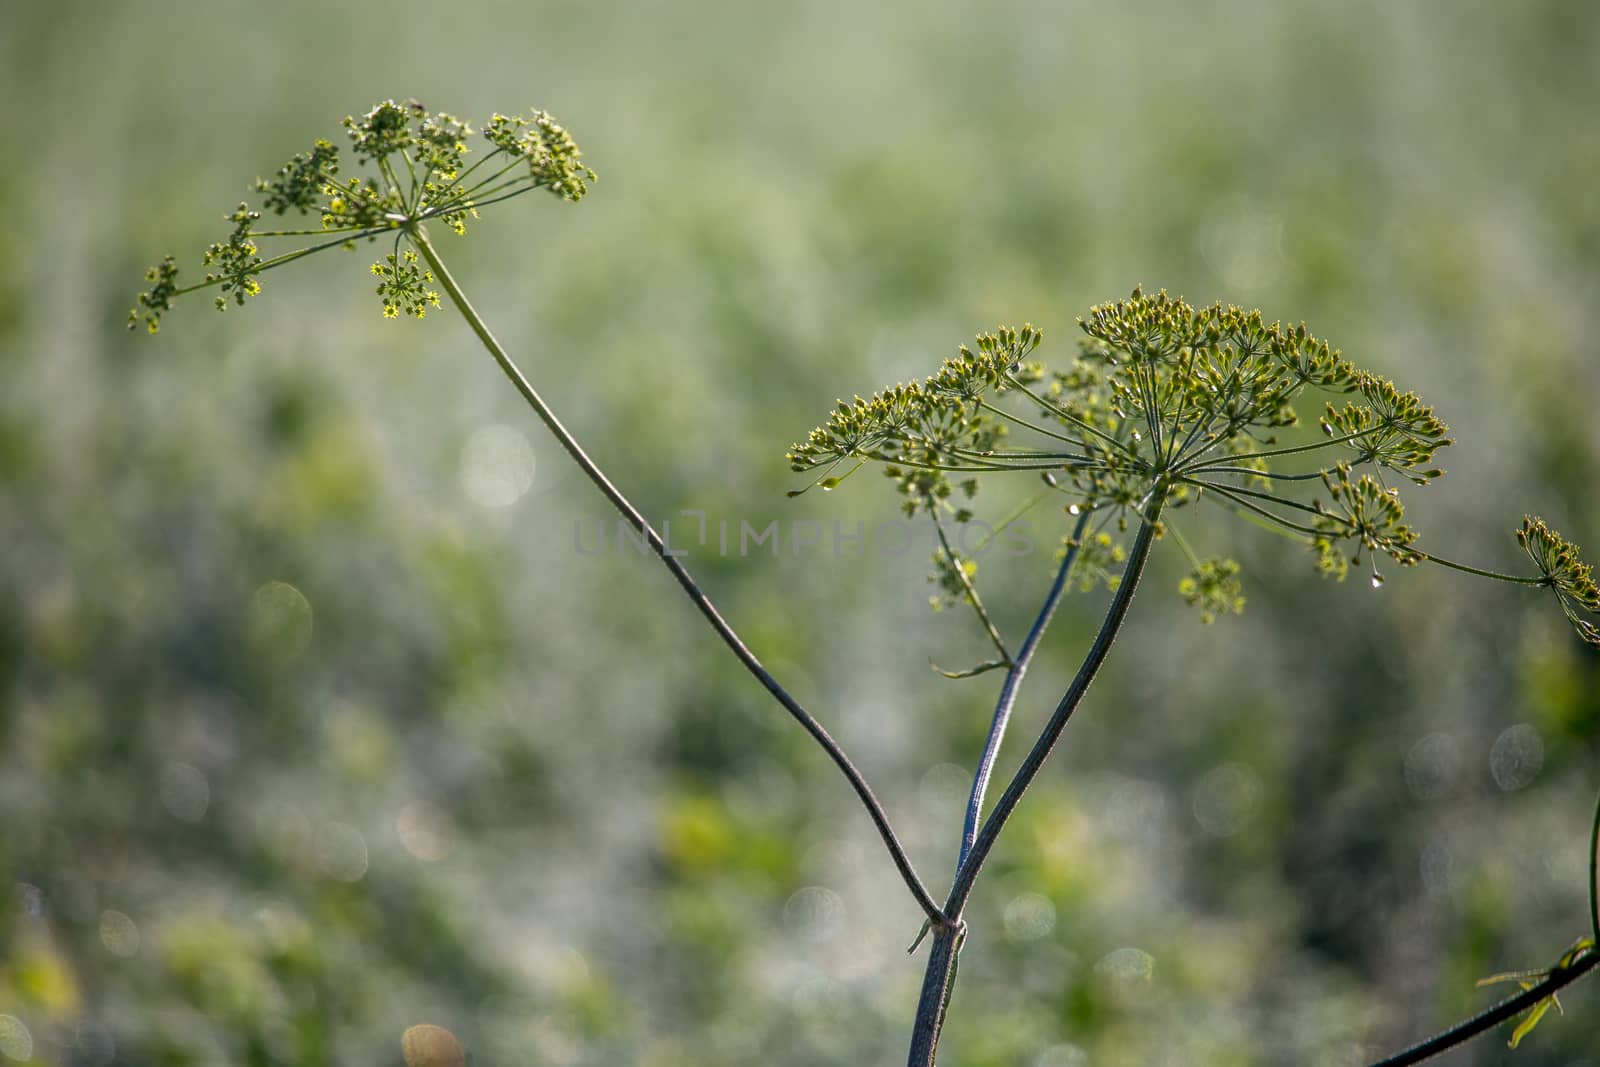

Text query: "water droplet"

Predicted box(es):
[1040, 472, 1059, 487]
[819, 477, 840, 491]
[1131, 431, 1143, 443]
[1067, 504, 1081, 516]
[1370, 572, 1385, 589]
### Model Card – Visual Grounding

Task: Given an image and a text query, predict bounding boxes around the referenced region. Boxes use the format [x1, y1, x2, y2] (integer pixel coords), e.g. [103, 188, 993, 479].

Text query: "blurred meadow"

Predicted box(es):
[3, 1, 1599, 1064]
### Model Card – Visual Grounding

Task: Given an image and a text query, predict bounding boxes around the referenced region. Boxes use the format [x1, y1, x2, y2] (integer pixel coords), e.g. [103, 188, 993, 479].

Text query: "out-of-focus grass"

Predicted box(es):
[2, 1, 1598, 1064]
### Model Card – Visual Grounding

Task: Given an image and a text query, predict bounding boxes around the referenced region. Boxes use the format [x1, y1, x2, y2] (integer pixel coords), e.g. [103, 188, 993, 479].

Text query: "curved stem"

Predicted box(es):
[1205, 427, 1376, 464]
[951, 501, 1161, 911]
[1590, 785, 1600, 945]
[1366, 947, 1598, 1067]
[979, 400, 1094, 451]
[1185, 464, 1329, 482]
[907, 925, 964, 1067]
[907, 500, 1163, 1067]
[1003, 378, 1131, 454]
[957, 508, 1092, 868]
[1414, 550, 1546, 586]
[1192, 480, 1325, 538]
[409, 225, 949, 929]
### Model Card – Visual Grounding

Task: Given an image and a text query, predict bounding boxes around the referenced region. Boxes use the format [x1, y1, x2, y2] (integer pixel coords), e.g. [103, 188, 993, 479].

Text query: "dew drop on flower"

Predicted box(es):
[819, 478, 840, 491]
[1067, 504, 1081, 516]
[1370, 572, 1384, 588]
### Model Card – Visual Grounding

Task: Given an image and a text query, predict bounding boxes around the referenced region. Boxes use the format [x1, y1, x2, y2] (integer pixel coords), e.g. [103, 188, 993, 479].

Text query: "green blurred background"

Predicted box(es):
[2, 1, 1598, 1064]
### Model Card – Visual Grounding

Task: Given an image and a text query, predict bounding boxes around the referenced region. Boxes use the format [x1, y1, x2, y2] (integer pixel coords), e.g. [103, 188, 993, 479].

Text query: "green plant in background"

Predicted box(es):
[135, 106, 1597, 1065]
[788, 292, 1600, 1064]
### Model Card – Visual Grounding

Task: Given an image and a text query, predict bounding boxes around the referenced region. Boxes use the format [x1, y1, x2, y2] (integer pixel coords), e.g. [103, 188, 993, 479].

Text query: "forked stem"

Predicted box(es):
[908, 502, 1164, 1067]
[958, 508, 1093, 867]
[409, 224, 949, 929]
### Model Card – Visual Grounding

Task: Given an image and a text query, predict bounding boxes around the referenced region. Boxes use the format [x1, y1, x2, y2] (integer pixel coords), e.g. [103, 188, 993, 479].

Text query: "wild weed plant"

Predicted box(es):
[137, 100, 1599, 1066]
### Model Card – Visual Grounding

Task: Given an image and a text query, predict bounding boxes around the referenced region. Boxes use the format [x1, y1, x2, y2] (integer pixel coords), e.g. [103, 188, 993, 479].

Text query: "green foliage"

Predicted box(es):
[130, 100, 594, 332]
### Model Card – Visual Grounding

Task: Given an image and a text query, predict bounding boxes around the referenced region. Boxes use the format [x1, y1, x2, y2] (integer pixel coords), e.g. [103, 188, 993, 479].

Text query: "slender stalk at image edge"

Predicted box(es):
[1367, 785, 1600, 1065]
[1367, 950, 1597, 1067]
[409, 225, 951, 930]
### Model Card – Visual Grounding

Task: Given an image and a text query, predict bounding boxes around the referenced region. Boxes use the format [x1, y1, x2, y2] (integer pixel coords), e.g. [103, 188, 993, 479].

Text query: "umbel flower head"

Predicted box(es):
[789, 289, 1598, 645]
[130, 100, 594, 333]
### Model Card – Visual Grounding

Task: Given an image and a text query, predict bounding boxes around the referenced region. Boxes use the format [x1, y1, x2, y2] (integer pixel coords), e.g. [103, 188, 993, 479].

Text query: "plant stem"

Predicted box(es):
[907, 923, 965, 1067]
[907, 500, 1164, 1066]
[957, 508, 1092, 868]
[409, 225, 949, 929]
[1590, 784, 1600, 945]
[932, 509, 1012, 666]
[1366, 947, 1598, 1067]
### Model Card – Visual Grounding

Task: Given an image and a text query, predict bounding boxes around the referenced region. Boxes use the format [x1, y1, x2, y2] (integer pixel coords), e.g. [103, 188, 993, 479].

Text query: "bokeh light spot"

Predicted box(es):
[1094, 946, 1155, 999]
[1192, 762, 1262, 837]
[314, 821, 369, 882]
[1004, 892, 1057, 942]
[783, 885, 845, 942]
[98, 909, 140, 957]
[402, 1023, 466, 1067]
[248, 580, 314, 663]
[1488, 724, 1544, 792]
[0, 1016, 32, 1061]
[159, 761, 210, 822]
[397, 802, 453, 862]
[460, 424, 537, 508]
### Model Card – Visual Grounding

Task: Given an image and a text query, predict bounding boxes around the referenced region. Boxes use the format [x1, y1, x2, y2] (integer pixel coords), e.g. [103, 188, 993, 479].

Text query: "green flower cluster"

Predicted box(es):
[1519, 517, 1600, 645]
[791, 289, 1596, 640]
[370, 249, 440, 320]
[1179, 559, 1245, 624]
[131, 100, 594, 332]
[202, 204, 263, 310]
